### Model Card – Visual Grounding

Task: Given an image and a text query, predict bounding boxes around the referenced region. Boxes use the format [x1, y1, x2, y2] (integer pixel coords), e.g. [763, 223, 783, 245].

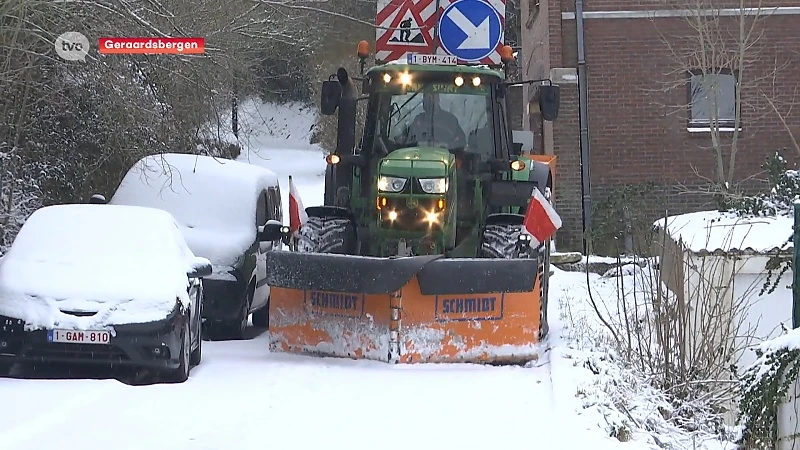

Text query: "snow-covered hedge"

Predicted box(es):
[739, 328, 800, 450]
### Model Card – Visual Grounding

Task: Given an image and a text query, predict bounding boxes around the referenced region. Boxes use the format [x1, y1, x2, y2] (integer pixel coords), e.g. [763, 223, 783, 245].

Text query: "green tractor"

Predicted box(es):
[297, 61, 560, 260]
[260, 52, 562, 363]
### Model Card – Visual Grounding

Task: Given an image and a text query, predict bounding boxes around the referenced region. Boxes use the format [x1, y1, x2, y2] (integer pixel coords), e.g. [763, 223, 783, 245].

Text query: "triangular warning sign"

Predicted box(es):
[387, 9, 426, 45]
[377, 0, 434, 49]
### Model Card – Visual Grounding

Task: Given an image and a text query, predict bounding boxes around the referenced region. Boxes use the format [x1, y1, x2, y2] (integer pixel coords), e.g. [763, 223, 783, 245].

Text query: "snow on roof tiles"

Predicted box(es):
[654, 210, 794, 254]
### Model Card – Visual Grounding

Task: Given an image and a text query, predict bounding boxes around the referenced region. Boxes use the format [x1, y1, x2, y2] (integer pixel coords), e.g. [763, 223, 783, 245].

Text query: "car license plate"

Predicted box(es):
[47, 329, 110, 344]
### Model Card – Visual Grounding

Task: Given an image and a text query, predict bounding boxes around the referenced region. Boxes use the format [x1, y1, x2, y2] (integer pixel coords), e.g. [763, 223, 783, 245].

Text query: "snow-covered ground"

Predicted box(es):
[1, 332, 554, 449]
[0, 99, 737, 450]
[0, 265, 733, 450]
[230, 98, 327, 216]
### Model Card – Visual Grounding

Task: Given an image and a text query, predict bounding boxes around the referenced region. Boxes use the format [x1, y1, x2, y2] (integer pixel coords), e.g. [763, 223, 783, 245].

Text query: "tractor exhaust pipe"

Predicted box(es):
[319, 68, 359, 206]
[335, 68, 357, 156]
[332, 68, 358, 206]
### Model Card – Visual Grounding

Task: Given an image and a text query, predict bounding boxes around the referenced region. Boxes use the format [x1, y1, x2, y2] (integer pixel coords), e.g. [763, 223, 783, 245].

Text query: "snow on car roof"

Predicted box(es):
[655, 210, 794, 254]
[0, 204, 199, 328]
[7, 203, 185, 260]
[110, 153, 279, 265]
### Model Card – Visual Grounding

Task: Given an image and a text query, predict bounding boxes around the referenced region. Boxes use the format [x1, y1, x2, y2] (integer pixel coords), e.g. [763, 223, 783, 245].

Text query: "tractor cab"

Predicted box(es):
[366, 64, 509, 251]
[318, 45, 559, 257]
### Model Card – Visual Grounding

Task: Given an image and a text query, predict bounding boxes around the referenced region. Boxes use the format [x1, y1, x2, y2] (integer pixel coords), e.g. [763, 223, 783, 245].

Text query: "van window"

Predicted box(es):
[256, 191, 268, 226]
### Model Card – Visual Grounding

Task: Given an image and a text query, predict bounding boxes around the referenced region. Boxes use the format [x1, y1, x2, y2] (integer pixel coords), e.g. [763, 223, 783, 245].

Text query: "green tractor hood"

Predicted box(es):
[379, 147, 454, 178]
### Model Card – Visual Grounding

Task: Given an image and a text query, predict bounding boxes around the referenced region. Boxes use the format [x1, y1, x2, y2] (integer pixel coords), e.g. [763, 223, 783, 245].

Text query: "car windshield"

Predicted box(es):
[379, 80, 494, 158]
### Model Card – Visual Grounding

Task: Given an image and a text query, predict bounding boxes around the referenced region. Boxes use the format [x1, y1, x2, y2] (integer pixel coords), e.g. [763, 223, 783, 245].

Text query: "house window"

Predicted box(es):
[688, 70, 737, 130]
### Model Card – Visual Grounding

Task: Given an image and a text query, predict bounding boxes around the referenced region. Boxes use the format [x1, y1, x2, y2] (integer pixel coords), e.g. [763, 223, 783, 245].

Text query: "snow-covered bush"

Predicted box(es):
[739, 330, 800, 450]
[0, 0, 333, 250]
[725, 151, 800, 218]
[580, 247, 772, 441]
[556, 268, 741, 449]
[0, 146, 42, 251]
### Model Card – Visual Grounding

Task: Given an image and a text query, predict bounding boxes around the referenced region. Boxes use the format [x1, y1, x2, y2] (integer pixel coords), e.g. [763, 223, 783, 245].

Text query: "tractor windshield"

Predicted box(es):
[377, 81, 494, 159]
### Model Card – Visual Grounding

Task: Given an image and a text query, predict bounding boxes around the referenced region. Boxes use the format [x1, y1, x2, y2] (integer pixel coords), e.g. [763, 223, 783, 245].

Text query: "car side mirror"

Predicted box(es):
[89, 193, 106, 204]
[188, 257, 212, 278]
[259, 220, 290, 242]
[321, 80, 341, 116]
[539, 85, 560, 121]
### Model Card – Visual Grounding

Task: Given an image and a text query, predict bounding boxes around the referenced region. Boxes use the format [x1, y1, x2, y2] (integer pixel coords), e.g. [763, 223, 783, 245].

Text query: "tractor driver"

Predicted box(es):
[401, 92, 467, 151]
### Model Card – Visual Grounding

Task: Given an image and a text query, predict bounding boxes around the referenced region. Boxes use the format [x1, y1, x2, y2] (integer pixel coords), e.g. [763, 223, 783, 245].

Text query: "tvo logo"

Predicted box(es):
[55, 32, 90, 61]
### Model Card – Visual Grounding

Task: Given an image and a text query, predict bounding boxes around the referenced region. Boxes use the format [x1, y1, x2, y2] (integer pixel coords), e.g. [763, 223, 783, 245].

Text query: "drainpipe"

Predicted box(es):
[575, 0, 592, 255]
[793, 201, 800, 328]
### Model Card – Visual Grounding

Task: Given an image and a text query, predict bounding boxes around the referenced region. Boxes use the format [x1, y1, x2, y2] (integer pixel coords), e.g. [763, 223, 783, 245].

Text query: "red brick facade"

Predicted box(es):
[519, 1, 800, 252]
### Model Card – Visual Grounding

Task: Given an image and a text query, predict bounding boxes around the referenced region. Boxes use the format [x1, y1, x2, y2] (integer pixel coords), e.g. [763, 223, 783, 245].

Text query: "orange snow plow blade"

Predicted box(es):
[266, 252, 544, 364]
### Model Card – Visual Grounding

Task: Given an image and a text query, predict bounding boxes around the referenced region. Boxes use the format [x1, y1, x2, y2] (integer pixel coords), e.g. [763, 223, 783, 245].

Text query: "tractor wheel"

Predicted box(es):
[297, 216, 354, 254]
[479, 224, 533, 259]
[481, 224, 550, 340]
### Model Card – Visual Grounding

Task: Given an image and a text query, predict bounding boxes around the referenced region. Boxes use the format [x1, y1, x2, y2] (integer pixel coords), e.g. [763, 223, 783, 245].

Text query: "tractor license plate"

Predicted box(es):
[47, 329, 110, 344]
[407, 53, 457, 65]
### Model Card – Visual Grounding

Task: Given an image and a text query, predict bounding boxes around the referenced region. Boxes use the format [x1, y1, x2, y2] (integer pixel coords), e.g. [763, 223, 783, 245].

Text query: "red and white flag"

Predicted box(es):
[523, 187, 562, 247]
[288, 176, 308, 233]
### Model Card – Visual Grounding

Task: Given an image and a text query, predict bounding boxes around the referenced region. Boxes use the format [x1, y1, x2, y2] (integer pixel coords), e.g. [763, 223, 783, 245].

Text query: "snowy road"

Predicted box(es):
[1, 329, 558, 450]
[0, 101, 587, 450]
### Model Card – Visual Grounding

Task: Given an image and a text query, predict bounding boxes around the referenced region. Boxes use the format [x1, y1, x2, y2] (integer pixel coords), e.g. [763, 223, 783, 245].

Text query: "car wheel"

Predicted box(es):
[207, 285, 251, 341]
[166, 320, 191, 383]
[190, 317, 202, 366]
[251, 297, 270, 328]
[0, 361, 14, 377]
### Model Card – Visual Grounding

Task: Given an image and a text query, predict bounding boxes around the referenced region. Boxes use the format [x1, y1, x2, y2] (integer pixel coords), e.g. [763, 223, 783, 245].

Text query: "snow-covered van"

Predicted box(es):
[0, 204, 210, 382]
[110, 153, 282, 340]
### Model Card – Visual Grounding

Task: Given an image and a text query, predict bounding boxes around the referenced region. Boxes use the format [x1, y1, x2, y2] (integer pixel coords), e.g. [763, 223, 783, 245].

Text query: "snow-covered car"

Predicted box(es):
[109, 153, 282, 340]
[0, 204, 210, 382]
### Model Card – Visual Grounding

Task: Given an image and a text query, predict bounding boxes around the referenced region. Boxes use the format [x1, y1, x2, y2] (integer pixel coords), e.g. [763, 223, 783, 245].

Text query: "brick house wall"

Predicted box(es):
[520, 0, 800, 252]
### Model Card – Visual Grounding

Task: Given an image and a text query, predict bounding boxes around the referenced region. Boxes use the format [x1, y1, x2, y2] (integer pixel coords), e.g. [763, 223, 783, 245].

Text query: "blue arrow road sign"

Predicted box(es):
[438, 0, 503, 62]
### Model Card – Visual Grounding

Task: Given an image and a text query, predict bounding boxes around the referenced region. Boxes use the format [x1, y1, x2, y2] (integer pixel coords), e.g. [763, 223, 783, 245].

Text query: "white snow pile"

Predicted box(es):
[655, 210, 793, 253]
[196, 97, 328, 220]
[0, 204, 206, 330]
[219, 99, 328, 221]
[549, 265, 740, 450]
[110, 153, 278, 267]
[736, 326, 800, 413]
[754, 325, 800, 358]
[210, 97, 322, 154]
[581, 255, 642, 265]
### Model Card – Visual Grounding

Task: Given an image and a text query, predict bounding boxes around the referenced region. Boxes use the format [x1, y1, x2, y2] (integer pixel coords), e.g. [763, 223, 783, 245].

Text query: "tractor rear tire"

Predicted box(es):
[479, 224, 532, 259]
[481, 223, 550, 340]
[297, 216, 354, 254]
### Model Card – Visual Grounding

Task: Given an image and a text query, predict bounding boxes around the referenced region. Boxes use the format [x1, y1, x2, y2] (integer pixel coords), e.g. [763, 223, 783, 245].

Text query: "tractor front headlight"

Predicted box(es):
[419, 178, 448, 194]
[378, 176, 407, 193]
